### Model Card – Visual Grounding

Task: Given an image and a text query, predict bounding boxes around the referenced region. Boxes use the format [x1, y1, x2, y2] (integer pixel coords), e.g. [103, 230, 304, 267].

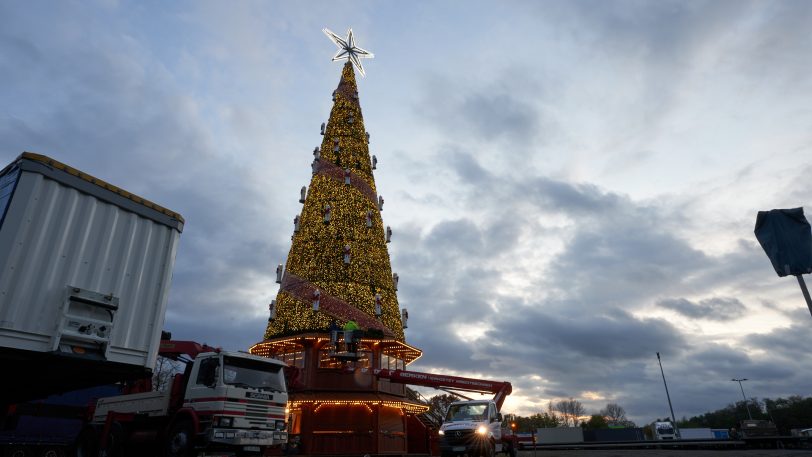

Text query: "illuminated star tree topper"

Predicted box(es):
[323, 27, 374, 77]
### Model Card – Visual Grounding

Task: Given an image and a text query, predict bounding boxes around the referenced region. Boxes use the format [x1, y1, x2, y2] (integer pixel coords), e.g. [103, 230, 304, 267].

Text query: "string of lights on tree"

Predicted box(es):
[262, 48, 405, 342]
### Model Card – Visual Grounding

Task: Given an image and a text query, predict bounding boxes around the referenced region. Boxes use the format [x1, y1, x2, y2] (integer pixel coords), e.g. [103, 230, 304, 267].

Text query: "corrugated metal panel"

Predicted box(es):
[0, 170, 180, 370]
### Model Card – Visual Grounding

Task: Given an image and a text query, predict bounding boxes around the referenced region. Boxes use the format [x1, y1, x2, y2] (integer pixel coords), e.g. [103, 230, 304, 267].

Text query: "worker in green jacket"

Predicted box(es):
[343, 320, 359, 353]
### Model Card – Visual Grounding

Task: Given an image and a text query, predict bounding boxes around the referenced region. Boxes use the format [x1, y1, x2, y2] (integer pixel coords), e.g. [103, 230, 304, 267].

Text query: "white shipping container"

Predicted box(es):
[0, 153, 184, 400]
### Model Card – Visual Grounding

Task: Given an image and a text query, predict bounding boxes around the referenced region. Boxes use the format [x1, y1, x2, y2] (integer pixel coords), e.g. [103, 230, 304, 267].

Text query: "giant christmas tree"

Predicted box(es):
[250, 29, 429, 456]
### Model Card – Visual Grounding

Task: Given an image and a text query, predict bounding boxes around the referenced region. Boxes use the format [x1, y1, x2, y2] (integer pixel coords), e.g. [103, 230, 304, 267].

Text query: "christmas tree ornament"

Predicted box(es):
[343, 244, 351, 264]
[366, 132, 370, 143]
[344, 168, 351, 185]
[372, 155, 377, 170]
[268, 300, 276, 321]
[401, 309, 409, 329]
[323, 203, 332, 223]
[293, 215, 301, 232]
[386, 226, 392, 243]
[378, 195, 384, 211]
[275, 264, 283, 284]
[320, 122, 325, 135]
[375, 293, 382, 317]
[313, 146, 321, 161]
[393, 273, 399, 291]
[365, 210, 373, 228]
[299, 186, 307, 203]
[312, 289, 321, 311]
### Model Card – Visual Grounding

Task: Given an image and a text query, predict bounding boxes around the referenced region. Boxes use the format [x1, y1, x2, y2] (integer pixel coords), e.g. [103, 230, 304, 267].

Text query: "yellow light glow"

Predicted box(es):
[288, 398, 429, 415]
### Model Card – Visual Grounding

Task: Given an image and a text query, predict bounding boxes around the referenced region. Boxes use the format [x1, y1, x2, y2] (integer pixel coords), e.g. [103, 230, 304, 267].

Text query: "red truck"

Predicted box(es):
[80, 339, 289, 457]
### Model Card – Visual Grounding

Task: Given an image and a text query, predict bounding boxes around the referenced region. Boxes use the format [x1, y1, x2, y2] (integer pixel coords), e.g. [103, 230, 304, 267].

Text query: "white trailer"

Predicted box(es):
[679, 428, 714, 440]
[0, 152, 184, 403]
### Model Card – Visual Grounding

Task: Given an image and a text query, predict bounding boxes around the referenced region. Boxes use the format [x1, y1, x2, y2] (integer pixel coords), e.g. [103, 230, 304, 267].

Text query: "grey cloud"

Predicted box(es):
[546, 218, 709, 309]
[524, 177, 625, 215]
[446, 148, 492, 184]
[425, 219, 485, 257]
[459, 92, 539, 144]
[750, 322, 812, 362]
[658, 297, 747, 320]
[417, 75, 543, 146]
[486, 307, 686, 365]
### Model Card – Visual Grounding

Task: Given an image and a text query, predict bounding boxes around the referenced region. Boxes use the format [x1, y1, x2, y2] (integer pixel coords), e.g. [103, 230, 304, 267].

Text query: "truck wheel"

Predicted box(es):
[165, 420, 195, 457]
[5, 446, 30, 457]
[100, 422, 125, 457]
[481, 442, 495, 457]
[38, 448, 66, 457]
[75, 427, 99, 457]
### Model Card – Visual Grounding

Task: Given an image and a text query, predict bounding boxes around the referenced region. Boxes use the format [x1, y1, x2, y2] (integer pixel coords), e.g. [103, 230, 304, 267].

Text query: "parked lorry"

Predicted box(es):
[736, 419, 779, 438]
[353, 367, 517, 457]
[80, 339, 289, 457]
[0, 152, 185, 404]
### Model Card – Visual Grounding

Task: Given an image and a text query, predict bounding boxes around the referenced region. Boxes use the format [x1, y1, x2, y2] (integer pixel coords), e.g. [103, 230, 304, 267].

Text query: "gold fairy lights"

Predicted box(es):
[290, 399, 428, 415]
[249, 333, 421, 364]
[262, 60, 408, 342]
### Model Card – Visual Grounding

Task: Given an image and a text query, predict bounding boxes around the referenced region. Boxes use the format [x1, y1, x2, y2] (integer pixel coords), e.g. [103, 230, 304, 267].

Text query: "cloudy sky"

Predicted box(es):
[3, 0, 812, 425]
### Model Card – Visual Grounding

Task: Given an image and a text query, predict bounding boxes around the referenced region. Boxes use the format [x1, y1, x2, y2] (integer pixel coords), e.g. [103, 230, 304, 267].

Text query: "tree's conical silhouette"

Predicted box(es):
[263, 61, 404, 341]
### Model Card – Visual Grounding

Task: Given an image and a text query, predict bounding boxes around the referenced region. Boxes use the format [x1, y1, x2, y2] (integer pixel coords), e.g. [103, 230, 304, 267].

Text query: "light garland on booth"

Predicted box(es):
[289, 399, 429, 415]
[249, 333, 422, 364]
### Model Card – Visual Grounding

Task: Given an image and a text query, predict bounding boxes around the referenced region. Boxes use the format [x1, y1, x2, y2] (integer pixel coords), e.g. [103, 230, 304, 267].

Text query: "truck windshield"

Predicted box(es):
[223, 356, 285, 392]
[446, 403, 488, 421]
[657, 425, 674, 434]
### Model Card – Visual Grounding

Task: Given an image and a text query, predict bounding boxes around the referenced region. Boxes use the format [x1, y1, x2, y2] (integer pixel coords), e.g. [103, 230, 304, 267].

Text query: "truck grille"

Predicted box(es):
[223, 399, 274, 429]
[444, 429, 475, 445]
[246, 403, 271, 427]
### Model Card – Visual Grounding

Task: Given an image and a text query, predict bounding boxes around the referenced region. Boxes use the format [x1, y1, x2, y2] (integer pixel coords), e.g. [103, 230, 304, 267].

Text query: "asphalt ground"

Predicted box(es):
[518, 450, 812, 457]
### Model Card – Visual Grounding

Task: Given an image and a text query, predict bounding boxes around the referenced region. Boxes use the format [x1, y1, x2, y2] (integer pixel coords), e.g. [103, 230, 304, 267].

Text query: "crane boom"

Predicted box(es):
[158, 340, 219, 360]
[351, 367, 512, 409]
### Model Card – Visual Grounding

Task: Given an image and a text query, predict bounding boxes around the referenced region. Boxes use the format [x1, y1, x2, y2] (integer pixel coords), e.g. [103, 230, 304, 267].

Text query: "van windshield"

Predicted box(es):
[222, 356, 285, 392]
[446, 403, 488, 421]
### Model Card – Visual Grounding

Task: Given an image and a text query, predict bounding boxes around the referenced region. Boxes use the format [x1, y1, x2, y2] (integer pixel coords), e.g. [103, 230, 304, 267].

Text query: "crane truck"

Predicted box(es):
[80, 339, 288, 457]
[353, 367, 517, 457]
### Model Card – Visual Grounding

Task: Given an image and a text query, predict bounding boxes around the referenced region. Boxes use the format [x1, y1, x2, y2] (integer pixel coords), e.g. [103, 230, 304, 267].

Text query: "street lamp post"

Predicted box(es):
[656, 352, 680, 438]
[732, 378, 753, 420]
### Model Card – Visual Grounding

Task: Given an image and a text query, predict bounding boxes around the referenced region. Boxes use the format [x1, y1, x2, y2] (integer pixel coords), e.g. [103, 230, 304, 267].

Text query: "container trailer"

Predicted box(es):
[0, 152, 185, 404]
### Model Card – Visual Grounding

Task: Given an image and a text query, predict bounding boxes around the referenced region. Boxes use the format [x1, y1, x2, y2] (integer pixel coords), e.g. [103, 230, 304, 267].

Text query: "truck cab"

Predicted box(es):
[91, 349, 288, 456]
[653, 421, 677, 440]
[439, 400, 506, 457]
